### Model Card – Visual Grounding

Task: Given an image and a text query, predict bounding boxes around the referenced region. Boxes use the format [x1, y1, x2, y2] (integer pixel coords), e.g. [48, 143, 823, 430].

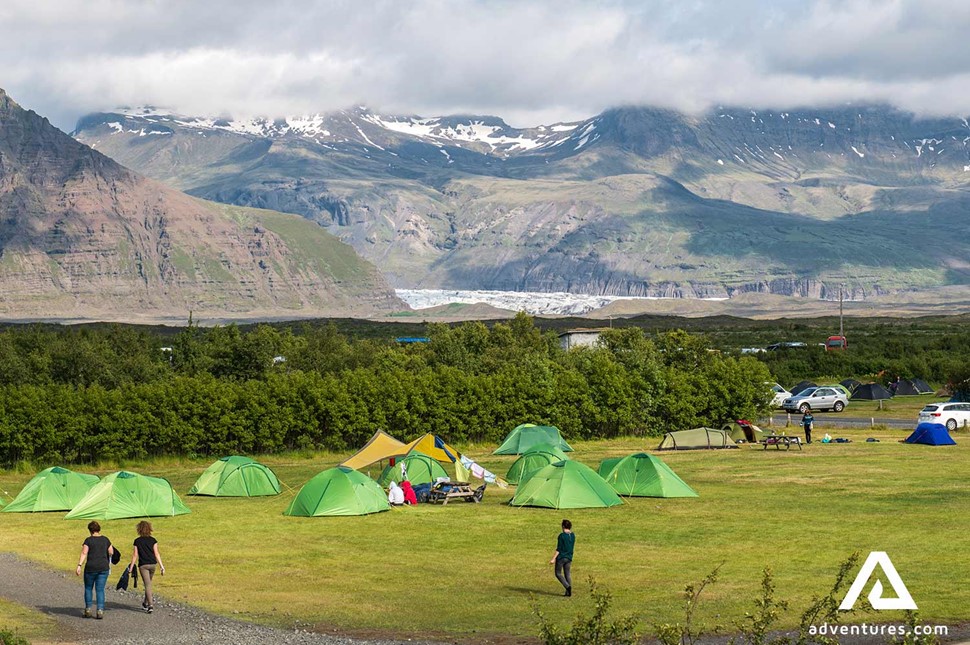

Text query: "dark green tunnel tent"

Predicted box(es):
[65, 471, 190, 520]
[2, 467, 100, 513]
[284, 467, 390, 517]
[188, 456, 281, 497]
[599, 453, 698, 498]
[510, 460, 622, 509]
[493, 424, 574, 455]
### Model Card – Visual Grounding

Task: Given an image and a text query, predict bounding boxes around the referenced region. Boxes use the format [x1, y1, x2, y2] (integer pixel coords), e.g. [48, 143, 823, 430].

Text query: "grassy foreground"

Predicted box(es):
[1, 427, 968, 640]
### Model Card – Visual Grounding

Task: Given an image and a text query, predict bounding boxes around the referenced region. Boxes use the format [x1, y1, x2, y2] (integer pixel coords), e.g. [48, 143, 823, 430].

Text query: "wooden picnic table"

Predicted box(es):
[428, 481, 481, 505]
[762, 435, 803, 450]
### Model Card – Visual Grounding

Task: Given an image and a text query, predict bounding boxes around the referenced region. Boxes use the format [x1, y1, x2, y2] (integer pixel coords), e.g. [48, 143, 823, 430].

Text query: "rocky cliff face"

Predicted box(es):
[74, 102, 970, 299]
[0, 89, 402, 319]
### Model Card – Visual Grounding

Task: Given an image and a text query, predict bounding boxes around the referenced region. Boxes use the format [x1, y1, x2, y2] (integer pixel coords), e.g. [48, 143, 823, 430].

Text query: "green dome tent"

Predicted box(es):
[493, 424, 574, 455]
[657, 428, 737, 450]
[510, 460, 623, 509]
[722, 421, 768, 444]
[65, 471, 190, 520]
[284, 467, 390, 517]
[188, 456, 281, 497]
[600, 453, 698, 498]
[507, 452, 557, 485]
[377, 452, 449, 486]
[596, 457, 623, 477]
[2, 467, 99, 513]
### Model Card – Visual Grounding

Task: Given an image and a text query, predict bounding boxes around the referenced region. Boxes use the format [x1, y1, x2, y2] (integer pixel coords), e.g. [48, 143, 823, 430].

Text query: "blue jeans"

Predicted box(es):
[83, 569, 109, 611]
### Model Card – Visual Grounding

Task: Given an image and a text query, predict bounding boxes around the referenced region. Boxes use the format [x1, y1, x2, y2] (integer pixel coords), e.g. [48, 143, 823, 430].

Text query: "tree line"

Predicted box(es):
[0, 315, 773, 466]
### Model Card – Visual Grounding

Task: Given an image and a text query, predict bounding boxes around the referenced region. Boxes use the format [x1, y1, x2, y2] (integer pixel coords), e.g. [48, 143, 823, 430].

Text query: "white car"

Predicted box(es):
[918, 402, 970, 432]
[768, 383, 791, 408]
[782, 387, 848, 413]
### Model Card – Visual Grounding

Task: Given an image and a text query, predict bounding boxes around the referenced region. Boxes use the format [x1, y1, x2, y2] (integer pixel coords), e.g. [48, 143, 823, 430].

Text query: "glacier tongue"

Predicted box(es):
[395, 289, 721, 315]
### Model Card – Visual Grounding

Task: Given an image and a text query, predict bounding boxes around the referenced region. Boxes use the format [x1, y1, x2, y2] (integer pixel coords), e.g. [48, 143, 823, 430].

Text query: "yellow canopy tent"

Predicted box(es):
[340, 430, 408, 470]
[402, 433, 462, 464]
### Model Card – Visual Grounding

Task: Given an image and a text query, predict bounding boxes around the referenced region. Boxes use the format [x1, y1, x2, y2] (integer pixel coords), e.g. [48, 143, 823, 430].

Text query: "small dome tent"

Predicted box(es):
[377, 452, 449, 486]
[599, 453, 698, 498]
[65, 471, 190, 520]
[284, 467, 390, 517]
[904, 423, 956, 446]
[188, 456, 281, 497]
[790, 381, 817, 395]
[506, 451, 561, 485]
[657, 428, 737, 450]
[2, 467, 99, 513]
[493, 424, 573, 455]
[510, 460, 622, 509]
[722, 420, 768, 444]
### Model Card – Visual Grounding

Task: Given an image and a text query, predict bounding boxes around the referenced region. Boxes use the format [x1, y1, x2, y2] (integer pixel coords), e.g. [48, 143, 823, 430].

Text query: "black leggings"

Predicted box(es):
[555, 558, 572, 589]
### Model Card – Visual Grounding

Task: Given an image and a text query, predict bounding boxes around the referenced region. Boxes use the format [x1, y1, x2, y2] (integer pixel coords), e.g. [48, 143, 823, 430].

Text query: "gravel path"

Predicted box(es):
[0, 553, 438, 645]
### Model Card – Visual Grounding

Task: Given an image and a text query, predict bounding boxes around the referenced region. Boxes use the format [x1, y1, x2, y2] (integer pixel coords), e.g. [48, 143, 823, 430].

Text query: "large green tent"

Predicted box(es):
[377, 452, 449, 486]
[657, 428, 737, 450]
[188, 456, 281, 497]
[284, 467, 390, 517]
[600, 453, 698, 498]
[2, 467, 99, 513]
[65, 471, 190, 520]
[494, 424, 574, 455]
[510, 460, 622, 509]
[596, 457, 624, 477]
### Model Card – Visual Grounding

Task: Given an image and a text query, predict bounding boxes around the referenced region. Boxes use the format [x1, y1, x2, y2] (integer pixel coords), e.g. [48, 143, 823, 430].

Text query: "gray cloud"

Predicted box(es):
[2, 0, 969, 131]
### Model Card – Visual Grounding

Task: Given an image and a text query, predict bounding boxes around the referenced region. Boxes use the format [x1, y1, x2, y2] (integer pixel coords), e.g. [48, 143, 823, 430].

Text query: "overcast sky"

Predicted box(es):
[3, 0, 970, 131]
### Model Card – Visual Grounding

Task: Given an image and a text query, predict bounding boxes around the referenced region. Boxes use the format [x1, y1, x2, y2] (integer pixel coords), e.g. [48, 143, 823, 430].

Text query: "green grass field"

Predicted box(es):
[1, 427, 968, 640]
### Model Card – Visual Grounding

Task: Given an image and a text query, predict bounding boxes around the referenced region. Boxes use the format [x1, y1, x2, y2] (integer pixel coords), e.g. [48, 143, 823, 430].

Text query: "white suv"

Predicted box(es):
[782, 387, 848, 413]
[918, 402, 970, 432]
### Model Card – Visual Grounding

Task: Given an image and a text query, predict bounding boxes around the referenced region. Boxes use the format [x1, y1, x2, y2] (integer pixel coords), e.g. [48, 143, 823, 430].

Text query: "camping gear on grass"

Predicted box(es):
[494, 423, 573, 455]
[65, 471, 190, 520]
[510, 460, 622, 509]
[722, 420, 767, 444]
[284, 466, 390, 517]
[188, 456, 281, 497]
[377, 452, 449, 487]
[904, 423, 956, 446]
[599, 453, 698, 498]
[657, 428, 737, 450]
[2, 467, 99, 513]
[851, 383, 894, 400]
[911, 378, 933, 394]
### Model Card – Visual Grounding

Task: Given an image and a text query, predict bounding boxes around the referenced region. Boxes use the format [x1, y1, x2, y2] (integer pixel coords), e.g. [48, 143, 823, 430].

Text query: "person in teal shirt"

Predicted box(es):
[549, 519, 575, 596]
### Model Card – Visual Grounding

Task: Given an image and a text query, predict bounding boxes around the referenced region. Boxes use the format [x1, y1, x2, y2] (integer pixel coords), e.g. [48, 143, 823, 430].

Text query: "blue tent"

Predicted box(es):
[904, 423, 956, 446]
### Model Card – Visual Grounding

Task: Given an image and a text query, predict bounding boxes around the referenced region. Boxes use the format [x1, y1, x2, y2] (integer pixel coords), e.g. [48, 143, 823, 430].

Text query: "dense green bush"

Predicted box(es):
[0, 316, 772, 466]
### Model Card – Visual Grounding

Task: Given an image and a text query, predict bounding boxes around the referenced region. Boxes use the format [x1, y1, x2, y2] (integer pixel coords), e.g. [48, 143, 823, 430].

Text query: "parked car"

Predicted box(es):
[825, 335, 848, 351]
[768, 383, 791, 408]
[918, 402, 970, 432]
[782, 387, 849, 413]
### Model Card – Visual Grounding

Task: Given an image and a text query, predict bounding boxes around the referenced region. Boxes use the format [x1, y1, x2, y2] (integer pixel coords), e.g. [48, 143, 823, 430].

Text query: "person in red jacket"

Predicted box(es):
[401, 480, 418, 505]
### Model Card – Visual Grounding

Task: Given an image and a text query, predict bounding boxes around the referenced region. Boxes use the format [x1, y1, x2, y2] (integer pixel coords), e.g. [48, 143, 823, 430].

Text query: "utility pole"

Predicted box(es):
[839, 283, 845, 338]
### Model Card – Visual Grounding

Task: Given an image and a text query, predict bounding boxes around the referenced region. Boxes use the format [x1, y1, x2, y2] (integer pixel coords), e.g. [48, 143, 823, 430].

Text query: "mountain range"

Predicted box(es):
[74, 102, 970, 301]
[0, 88, 401, 321]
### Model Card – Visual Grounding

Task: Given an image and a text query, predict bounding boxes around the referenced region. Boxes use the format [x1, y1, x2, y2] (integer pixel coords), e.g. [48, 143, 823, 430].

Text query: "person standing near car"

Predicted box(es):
[76, 521, 114, 619]
[802, 410, 815, 444]
[128, 521, 165, 613]
[549, 519, 575, 597]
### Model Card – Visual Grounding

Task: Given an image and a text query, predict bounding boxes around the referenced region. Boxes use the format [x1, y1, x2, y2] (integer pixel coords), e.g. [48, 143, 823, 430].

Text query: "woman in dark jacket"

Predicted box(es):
[75, 521, 114, 619]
